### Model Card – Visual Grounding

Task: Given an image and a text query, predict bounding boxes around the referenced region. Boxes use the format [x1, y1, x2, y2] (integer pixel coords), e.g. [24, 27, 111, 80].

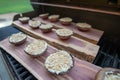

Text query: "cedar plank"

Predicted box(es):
[0, 36, 101, 80]
[13, 21, 99, 62]
[33, 17, 104, 44]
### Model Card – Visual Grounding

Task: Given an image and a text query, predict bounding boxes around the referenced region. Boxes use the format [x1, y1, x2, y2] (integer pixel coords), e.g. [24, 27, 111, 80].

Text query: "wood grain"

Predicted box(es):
[13, 21, 99, 62]
[0, 36, 101, 80]
[33, 17, 104, 44]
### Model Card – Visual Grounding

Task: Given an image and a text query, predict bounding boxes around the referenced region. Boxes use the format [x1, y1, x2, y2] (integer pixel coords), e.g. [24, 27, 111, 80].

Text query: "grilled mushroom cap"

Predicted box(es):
[76, 23, 92, 31]
[95, 68, 120, 80]
[24, 40, 48, 56]
[56, 29, 73, 39]
[39, 24, 54, 33]
[9, 32, 27, 45]
[39, 13, 49, 19]
[48, 15, 60, 22]
[45, 50, 74, 75]
[18, 17, 30, 24]
[28, 20, 41, 29]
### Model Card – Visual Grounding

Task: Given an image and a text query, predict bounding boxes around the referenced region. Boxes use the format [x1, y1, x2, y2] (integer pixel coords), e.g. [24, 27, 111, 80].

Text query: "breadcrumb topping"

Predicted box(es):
[19, 17, 30, 21]
[39, 24, 53, 29]
[105, 71, 120, 80]
[29, 20, 41, 28]
[45, 50, 73, 74]
[48, 15, 59, 19]
[9, 32, 26, 43]
[25, 40, 47, 55]
[76, 23, 92, 28]
[60, 17, 72, 22]
[39, 13, 49, 17]
[56, 29, 73, 36]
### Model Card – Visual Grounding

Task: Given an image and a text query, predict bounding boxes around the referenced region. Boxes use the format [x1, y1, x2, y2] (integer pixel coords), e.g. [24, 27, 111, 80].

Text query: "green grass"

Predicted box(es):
[0, 0, 33, 14]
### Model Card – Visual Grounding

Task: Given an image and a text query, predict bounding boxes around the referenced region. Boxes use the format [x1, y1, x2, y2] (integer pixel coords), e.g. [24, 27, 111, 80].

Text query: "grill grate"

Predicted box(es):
[93, 35, 120, 68]
[1, 49, 37, 80]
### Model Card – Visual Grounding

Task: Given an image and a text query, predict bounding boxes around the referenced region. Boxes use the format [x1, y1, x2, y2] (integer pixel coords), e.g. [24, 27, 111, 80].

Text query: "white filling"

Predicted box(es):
[104, 71, 120, 80]
[39, 24, 53, 29]
[19, 17, 30, 21]
[76, 23, 92, 28]
[9, 32, 27, 43]
[39, 13, 49, 17]
[45, 50, 73, 74]
[59, 17, 72, 22]
[29, 20, 41, 28]
[25, 40, 47, 55]
[48, 15, 59, 19]
[56, 29, 73, 36]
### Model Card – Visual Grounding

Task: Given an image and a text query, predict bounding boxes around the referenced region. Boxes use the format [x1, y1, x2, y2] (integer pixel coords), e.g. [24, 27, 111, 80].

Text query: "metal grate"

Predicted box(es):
[1, 49, 37, 80]
[93, 35, 120, 68]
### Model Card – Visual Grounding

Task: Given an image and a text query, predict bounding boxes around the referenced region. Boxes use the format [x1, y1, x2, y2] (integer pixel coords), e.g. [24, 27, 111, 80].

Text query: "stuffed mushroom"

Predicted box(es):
[95, 68, 120, 80]
[9, 32, 27, 45]
[45, 50, 74, 75]
[56, 29, 73, 40]
[24, 40, 48, 57]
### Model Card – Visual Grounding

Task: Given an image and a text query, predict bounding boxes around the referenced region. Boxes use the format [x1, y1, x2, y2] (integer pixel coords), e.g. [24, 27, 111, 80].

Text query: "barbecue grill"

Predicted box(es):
[0, 0, 120, 80]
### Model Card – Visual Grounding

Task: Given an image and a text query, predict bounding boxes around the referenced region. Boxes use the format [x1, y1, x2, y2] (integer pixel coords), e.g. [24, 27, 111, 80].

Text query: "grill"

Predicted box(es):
[0, 0, 120, 80]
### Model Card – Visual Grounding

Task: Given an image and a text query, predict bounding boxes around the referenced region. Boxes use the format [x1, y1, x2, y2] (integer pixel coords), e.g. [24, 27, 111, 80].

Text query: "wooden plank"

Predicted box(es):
[0, 36, 101, 80]
[12, 21, 100, 62]
[13, 21, 100, 62]
[33, 17, 104, 44]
